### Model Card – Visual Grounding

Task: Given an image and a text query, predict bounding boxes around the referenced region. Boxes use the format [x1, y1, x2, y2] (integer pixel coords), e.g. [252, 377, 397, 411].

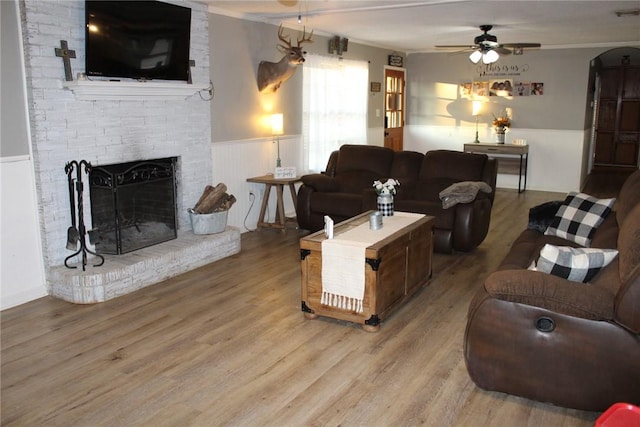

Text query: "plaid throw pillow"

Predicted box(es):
[529, 244, 618, 283]
[544, 192, 615, 247]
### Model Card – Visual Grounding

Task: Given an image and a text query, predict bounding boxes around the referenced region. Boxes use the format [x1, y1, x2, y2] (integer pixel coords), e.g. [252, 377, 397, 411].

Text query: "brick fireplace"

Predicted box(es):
[21, 0, 240, 303]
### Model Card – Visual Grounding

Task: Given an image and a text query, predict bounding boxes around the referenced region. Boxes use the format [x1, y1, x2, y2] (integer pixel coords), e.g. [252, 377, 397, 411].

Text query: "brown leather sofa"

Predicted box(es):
[296, 144, 497, 253]
[464, 169, 640, 411]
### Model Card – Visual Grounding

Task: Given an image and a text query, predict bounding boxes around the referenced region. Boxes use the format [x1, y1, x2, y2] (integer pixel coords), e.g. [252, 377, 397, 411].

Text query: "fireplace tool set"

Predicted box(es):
[64, 160, 104, 271]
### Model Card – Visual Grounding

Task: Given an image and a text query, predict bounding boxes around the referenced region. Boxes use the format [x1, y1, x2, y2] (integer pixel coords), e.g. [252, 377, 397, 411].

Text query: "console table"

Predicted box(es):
[246, 174, 301, 232]
[464, 143, 529, 193]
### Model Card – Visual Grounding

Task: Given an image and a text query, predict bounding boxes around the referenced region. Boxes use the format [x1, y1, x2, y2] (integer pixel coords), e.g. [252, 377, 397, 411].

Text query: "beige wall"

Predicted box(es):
[403, 46, 639, 192]
[1, 0, 30, 157]
[406, 47, 609, 130]
[209, 13, 399, 143]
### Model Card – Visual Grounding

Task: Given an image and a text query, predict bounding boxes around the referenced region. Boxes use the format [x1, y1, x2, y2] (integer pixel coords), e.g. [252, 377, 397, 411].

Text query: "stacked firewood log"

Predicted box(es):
[193, 183, 236, 214]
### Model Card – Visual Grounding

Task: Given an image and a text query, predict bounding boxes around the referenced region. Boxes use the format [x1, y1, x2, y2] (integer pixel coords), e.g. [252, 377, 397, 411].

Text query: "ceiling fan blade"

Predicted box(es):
[436, 26, 541, 56]
[494, 47, 512, 55]
[447, 49, 476, 56]
[501, 43, 542, 48]
[435, 45, 477, 49]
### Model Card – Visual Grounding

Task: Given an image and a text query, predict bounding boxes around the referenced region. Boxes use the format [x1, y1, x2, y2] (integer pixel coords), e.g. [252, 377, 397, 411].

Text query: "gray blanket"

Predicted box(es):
[439, 181, 492, 209]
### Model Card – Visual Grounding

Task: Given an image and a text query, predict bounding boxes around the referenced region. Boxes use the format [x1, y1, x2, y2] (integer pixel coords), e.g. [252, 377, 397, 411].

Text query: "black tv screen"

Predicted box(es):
[85, 1, 191, 81]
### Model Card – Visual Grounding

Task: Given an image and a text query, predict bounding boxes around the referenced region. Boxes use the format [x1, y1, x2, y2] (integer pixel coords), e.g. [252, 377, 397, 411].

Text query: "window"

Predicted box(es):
[302, 54, 369, 172]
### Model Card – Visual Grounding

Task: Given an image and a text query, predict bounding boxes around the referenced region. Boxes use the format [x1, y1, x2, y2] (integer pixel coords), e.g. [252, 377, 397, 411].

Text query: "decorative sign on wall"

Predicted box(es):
[328, 36, 349, 55]
[370, 82, 381, 92]
[462, 61, 545, 96]
[477, 63, 531, 78]
[388, 52, 403, 67]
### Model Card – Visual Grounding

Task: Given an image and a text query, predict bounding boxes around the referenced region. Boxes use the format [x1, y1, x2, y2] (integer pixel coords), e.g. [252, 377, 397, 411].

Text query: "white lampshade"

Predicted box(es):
[472, 100, 483, 116]
[469, 50, 482, 64]
[483, 50, 499, 64]
[271, 113, 284, 136]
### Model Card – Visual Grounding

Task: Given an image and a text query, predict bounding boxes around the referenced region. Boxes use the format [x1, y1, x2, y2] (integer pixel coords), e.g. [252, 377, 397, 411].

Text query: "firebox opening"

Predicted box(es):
[89, 157, 178, 255]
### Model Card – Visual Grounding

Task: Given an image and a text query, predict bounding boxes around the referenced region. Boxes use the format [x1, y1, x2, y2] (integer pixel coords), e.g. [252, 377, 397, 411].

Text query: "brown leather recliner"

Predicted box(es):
[464, 169, 640, 411]
[296, 144, 395, 230]
[296, 145, 498, 253]
[393, 149, 497, 253]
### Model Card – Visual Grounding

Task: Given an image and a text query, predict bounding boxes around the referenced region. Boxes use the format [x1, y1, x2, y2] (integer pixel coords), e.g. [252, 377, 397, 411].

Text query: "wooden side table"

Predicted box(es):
[464, 143, 529, 193]
[246, 174, 302, 232]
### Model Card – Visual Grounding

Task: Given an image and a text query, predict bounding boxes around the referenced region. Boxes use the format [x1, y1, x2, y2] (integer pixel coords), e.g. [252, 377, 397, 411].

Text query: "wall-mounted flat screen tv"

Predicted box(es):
[85, 1, 191, 81]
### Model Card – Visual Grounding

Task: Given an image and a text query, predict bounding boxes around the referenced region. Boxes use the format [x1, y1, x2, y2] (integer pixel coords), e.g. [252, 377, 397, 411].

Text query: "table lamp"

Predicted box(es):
[271, 113, 284, 168]
[472, 101, 482, 144]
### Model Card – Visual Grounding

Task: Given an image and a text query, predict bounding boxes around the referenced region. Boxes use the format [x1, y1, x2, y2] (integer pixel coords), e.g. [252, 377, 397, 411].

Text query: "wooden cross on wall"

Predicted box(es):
[54, 40, 76, 82]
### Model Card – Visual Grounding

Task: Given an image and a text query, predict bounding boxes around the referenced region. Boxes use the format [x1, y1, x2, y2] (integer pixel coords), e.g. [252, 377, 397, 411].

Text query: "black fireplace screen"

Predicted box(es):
[89, 157, 177, 255]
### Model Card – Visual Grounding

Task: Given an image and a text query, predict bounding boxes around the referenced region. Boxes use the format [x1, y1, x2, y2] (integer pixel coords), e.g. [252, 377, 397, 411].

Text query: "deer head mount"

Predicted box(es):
[257, 25, 313, 93]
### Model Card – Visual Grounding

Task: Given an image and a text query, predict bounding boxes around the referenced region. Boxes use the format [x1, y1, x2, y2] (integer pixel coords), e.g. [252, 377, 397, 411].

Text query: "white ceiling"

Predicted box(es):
[205, 0, 640, 53]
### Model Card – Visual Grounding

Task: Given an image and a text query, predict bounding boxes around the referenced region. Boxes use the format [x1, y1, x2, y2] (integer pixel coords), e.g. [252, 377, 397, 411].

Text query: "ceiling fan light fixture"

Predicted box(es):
[445, 25, 541, 64]
[469, 50, 482, 64]
[483, 49, 499, 64]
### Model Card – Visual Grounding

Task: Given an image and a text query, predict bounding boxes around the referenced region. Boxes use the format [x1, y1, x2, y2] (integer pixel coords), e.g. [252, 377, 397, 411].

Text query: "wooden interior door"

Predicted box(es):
[384, 68, 405, 151]
[594, 66, 640, 169]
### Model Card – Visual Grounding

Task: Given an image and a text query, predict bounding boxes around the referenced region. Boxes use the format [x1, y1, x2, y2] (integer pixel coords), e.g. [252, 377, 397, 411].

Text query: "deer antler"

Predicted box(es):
[297, 27, 314, 46]
[277, 25, 292, 50]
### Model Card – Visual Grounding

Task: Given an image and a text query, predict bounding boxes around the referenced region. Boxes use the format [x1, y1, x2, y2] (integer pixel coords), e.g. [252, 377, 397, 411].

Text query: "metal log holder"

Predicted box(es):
[64, 160, 104, 271]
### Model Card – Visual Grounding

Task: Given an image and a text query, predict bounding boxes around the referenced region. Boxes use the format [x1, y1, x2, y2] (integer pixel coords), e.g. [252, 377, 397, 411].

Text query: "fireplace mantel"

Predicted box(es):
[63, 80, 211, 101]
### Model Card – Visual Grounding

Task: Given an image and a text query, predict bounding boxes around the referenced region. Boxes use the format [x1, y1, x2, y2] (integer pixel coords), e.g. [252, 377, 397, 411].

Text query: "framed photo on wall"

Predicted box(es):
[473, 81, 489, 97]
[514, 81, 530, 96]
[531, 82, 544, 95]
[489, 79, 513, 97]
[460, 82, 472, 98]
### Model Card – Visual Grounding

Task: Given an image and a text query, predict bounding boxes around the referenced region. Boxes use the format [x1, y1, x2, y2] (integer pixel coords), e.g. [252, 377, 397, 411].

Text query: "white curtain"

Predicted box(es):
[302, 54, 369, 172]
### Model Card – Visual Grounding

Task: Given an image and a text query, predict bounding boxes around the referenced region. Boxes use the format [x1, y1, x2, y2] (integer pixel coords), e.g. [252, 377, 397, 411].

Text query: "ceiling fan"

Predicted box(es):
[435, 25, 541, 64]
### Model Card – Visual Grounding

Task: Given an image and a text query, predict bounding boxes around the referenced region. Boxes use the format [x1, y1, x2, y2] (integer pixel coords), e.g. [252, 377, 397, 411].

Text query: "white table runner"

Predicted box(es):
[321, 212, 425, 312]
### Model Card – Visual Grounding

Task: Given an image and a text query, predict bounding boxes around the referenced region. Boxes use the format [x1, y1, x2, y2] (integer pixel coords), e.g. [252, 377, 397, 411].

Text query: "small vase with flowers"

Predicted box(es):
[492, 113, 511, 144]
[373, 178, 400, 216]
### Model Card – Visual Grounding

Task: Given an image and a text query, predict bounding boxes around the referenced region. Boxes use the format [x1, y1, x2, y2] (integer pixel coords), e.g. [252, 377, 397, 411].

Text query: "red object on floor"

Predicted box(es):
[596, 403, 640, 427]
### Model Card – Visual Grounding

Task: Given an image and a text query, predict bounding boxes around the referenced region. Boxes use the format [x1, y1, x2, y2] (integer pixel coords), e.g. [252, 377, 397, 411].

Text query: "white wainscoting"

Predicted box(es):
[1, 156, 47, 309]
[212, 131, 388, 233]
[211, 135, 304, 233]
[404, 124, 585, 193]
[214, 127, 538, 233]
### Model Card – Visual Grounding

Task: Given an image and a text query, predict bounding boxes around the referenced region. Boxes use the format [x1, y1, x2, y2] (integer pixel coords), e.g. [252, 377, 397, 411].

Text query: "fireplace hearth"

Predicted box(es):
[89, 157, 178, 254]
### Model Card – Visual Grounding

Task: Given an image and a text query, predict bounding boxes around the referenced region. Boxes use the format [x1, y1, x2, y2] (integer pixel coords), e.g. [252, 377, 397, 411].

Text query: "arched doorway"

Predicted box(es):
[587, 47, 640, 172]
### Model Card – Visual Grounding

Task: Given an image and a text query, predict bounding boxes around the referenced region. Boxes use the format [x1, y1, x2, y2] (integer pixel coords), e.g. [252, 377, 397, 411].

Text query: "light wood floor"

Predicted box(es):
[2, 189, 605, 426]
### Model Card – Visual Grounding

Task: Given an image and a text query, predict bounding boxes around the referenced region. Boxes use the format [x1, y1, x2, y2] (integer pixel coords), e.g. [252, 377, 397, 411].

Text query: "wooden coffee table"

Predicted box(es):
[300, 211, 434, 331]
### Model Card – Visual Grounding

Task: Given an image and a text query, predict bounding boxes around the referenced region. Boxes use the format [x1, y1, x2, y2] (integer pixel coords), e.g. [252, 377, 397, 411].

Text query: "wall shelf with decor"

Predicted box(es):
[62, 80, 210, 101]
